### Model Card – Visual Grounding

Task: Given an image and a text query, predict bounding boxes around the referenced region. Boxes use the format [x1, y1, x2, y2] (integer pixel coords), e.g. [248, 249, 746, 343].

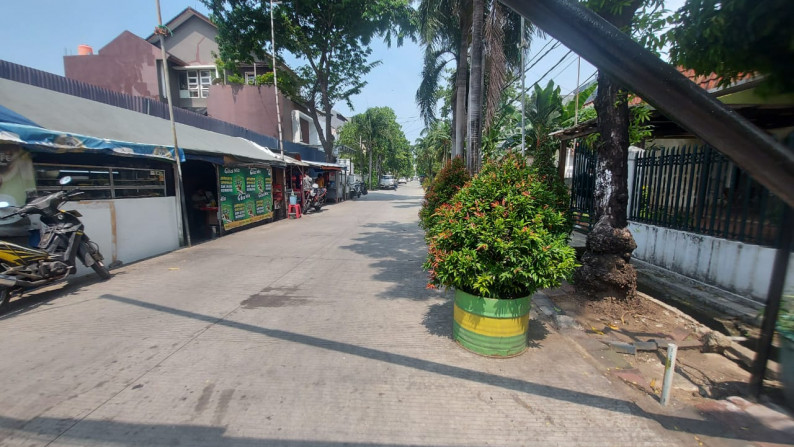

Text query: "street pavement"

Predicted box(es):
[0, 183, 748, 446]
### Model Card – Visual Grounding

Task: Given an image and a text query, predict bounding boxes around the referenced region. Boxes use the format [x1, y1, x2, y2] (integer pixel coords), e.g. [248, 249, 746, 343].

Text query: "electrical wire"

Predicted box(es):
[564, 70, 598, 97]
[524, 41, 562, 76]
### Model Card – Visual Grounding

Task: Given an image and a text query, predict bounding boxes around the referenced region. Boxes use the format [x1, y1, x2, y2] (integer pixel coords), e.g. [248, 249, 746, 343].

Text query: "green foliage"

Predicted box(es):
[221, 69, 302, 100]
[779, 295, 794, 340]
[423, 152, 577, 299]
[337, 107, 412, 181]
[668, 0, 794, 95]
[204, 0, 415, 158]
[526, 81, 563, 151]
[414, 119, 452, 178]
[560, 83, 598, 128]
[419, 157, 470, 230]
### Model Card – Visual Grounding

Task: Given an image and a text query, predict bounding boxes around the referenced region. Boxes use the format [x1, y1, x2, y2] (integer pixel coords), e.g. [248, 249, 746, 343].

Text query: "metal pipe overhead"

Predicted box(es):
[500, 0, 794, 207]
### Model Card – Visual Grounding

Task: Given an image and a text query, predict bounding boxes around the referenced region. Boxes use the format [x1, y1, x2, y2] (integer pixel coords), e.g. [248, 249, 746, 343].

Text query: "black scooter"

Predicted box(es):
[0, 176, 110, 310]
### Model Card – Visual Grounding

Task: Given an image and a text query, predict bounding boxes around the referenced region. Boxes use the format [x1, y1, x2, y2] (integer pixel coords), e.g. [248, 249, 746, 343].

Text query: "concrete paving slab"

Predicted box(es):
[0, 184, 753, 446]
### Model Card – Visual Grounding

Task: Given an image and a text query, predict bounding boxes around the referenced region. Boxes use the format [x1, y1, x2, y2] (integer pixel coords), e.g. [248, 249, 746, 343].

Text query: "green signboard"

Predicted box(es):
[218, 165, 272, 230]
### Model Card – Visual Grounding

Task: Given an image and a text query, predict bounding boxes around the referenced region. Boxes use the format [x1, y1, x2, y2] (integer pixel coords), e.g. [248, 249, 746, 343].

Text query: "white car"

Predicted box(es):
[398, 177, 407, 184]
[379, 175, 397, 189]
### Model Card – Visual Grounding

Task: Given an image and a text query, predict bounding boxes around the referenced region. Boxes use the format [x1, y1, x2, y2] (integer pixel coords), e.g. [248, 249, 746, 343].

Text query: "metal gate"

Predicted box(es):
[570, 142, 596, 232]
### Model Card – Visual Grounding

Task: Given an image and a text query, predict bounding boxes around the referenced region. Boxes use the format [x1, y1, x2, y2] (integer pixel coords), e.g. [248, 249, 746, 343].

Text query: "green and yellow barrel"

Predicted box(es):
[452, 289, 531, 357]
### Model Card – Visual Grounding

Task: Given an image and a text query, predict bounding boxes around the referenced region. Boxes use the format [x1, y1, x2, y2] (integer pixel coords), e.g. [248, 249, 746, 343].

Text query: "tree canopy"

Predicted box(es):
[204, 0, 415, 161]
[337, 107, 413, 184]
[668, 0, 794, 94]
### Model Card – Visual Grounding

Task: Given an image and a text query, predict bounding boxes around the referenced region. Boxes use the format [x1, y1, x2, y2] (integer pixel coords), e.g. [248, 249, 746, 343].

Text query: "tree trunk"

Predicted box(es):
[573, 2, 642, 301]
[453, 10, 470, 159]
[466, 0, 484, 174]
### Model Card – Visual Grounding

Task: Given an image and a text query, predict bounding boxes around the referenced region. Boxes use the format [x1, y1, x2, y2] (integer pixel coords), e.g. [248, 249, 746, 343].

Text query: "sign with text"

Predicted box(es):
[218, 166, 272, 231]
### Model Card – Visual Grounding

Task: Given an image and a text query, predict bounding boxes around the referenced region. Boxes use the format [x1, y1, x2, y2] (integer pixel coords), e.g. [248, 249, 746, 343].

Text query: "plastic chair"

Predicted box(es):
[288, 203, 302, 219]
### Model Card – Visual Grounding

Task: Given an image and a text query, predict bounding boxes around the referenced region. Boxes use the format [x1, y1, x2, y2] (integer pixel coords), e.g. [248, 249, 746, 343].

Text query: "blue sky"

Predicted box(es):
[0, 0, 683, 144]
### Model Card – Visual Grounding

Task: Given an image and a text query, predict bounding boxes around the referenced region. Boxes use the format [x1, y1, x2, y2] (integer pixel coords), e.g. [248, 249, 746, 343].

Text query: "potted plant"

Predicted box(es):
[423, 152, 576, 356]
[778, 294, 794, 407]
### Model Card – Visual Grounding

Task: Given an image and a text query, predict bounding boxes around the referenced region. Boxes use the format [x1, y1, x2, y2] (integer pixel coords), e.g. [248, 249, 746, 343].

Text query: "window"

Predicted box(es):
[245, 72, 256, 85]
[35, 164, 167, 200]
[178, 69, 214, 99]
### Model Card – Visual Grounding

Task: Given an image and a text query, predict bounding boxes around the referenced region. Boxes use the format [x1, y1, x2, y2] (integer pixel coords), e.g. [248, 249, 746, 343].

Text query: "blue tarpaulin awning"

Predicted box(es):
[0, 104, 39, 127]
[0, 122, 184, 162]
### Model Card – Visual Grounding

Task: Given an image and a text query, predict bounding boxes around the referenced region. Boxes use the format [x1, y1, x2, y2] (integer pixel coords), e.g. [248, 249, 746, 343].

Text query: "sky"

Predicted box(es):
[0, 0, 684, 144]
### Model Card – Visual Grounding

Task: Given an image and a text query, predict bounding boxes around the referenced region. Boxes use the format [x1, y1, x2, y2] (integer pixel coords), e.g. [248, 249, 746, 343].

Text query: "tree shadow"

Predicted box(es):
[339, 221, 437, 300]
[422, 298, 453, 338]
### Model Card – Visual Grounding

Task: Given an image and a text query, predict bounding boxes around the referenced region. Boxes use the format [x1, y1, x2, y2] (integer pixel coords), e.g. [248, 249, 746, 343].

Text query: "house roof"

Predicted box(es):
[0, 78, 280, 164]
[146, 7, 215, 44]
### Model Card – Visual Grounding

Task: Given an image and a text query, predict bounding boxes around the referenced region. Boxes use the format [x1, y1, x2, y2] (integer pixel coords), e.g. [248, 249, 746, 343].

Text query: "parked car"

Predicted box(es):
[379, 175, 397, 190]
[398, 177, 407, 184]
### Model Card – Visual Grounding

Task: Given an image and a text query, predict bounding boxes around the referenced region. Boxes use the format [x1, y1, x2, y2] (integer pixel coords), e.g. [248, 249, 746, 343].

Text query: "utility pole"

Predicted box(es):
[270, 0, 288, 217]
[155, 0, 191, 247]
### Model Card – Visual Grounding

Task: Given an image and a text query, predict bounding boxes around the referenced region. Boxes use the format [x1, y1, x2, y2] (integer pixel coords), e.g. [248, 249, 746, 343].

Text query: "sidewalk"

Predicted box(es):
[0, 183, 783, 446]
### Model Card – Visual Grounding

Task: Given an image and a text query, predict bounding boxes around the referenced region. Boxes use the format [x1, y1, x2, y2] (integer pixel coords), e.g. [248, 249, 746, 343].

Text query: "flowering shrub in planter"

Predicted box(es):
[419, 157, 470, 231]
[424, 152, 576, 300]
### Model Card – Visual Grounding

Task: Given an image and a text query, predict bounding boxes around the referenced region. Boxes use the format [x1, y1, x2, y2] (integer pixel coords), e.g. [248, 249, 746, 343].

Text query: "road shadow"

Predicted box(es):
[340, 221, 438, 300]
[82, 294, 786, 446]
[0, 415, 444, 447]
[359, 191, 422, 202]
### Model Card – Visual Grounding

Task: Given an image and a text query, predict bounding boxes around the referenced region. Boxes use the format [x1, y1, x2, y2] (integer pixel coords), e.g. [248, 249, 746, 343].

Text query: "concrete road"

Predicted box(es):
[0, 183, 721, 446]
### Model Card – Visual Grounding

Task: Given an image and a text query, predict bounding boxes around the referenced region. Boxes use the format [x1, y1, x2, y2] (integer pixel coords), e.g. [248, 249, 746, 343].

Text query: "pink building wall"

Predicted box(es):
[207, 84, 295, 142]
[64, 31, 162, 99]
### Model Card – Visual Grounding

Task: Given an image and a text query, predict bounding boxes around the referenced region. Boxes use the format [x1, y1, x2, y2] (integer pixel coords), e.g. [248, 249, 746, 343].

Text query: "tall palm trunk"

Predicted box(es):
[466, 0, 484, 174]
[453, 8, 470, 159]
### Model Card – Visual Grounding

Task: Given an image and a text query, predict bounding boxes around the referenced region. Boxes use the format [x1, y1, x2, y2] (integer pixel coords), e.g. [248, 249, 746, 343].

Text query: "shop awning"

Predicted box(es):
[246, 141, 308, 167]
[0, 78, 281, 166]
[0, 104, 39, 127]
[0, 121, 183, 161]
[304, 160, 344, 171]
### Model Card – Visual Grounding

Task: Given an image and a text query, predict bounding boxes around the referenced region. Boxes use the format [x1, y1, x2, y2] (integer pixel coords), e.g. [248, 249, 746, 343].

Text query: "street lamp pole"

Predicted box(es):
[270, 0, 288, 217]
[155, 0, 191, 247]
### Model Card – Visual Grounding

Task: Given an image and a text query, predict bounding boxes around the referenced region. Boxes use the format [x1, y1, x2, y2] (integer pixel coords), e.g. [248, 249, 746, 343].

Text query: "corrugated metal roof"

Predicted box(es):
[0, 78, 279, 164]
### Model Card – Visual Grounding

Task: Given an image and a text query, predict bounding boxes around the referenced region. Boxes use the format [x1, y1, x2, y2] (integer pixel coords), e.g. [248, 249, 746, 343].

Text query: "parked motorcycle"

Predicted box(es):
[302, 183, 327, 213]
[0, 176, 110, 310]
[360, 182, 368, 196]
[348, 180, 361, 199]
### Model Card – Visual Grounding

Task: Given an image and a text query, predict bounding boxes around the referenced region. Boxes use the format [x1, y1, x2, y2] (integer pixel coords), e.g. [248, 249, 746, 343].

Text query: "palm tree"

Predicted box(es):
[466, 0, 484, 173]
[417, 0, 529, 173]
[416, 0, 469, 159]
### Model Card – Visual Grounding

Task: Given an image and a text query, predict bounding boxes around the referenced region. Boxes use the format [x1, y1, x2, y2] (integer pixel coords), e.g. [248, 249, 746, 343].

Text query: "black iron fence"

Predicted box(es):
[569, 142, 597, 232]
[629, 145, 786, 247]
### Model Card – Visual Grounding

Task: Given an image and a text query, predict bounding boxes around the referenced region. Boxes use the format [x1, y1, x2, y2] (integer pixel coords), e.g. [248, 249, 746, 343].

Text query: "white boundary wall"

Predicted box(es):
[64, 197, 180, 277]
[629, 221, 794, 303]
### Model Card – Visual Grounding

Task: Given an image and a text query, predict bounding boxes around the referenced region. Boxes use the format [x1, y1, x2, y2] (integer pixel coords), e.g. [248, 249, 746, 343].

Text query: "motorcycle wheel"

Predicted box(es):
[91, 260, 111, 280]
[0, 288, 10, 310]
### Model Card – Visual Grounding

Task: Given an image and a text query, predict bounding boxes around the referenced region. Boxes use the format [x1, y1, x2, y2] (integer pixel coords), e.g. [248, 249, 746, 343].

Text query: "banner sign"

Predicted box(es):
[218, 166, 272, 230]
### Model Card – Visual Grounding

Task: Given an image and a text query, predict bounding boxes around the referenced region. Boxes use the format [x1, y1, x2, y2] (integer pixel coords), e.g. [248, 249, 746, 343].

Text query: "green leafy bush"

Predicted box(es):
[423, 152, 577, 300]
[779, 295, 794, 341]
[419, 157, 470, 230]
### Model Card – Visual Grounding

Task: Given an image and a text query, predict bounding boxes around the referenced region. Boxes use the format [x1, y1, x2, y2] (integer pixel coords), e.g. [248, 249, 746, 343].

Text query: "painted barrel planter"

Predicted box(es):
[452, 289, 531, 357]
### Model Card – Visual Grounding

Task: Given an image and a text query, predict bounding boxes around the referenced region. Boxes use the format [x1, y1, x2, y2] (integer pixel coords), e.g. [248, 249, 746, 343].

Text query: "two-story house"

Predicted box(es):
[63, 7, 345, 148]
